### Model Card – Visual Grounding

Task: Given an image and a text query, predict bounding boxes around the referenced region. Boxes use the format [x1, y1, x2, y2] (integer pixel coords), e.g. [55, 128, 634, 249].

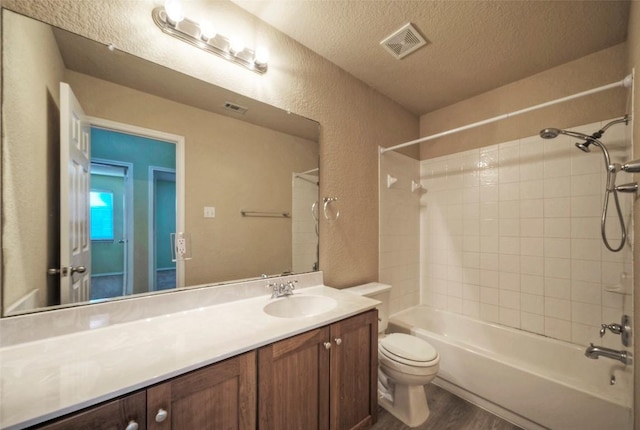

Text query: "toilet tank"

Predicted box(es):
[344, 282, 391, 333]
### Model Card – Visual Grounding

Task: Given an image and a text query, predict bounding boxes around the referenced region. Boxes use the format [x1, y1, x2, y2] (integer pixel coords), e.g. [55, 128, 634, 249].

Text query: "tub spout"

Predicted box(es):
[585, 343, 632, 365]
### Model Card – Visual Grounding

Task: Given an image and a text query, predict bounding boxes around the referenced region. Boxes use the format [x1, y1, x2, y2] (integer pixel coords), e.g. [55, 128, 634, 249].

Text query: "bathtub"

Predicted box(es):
[388, 306, 632, 430]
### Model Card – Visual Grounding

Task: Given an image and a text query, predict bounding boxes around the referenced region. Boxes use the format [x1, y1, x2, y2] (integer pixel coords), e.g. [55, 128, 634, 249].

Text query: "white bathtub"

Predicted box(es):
[388, 306, 632, 430]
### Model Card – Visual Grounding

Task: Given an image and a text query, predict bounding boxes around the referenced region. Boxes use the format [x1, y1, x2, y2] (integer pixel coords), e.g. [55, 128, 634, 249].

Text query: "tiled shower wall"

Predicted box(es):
[379, 151, 420, 315]
[419, 119, 633, 346]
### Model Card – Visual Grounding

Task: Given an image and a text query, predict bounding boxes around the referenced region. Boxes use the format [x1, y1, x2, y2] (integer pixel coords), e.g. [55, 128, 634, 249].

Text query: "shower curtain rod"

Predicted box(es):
[380, 74, 633, 155]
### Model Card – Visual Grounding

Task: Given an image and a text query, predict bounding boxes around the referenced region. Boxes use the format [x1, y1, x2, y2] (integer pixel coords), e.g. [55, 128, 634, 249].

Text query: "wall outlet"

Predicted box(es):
[204, 206, 216, 218]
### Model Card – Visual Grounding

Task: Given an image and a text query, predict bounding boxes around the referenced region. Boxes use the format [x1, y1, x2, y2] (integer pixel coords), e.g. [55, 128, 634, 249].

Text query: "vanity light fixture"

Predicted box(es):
[152, 1, 268, 74]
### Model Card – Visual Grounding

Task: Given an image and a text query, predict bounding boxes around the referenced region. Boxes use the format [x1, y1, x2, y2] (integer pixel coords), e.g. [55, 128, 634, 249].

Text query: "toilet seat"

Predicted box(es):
[379, 333, 438, 367]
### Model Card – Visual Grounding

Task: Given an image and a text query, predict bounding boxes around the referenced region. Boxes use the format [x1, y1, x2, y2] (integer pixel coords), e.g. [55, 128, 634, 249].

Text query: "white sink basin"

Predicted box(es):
[263, 295, 337, 318]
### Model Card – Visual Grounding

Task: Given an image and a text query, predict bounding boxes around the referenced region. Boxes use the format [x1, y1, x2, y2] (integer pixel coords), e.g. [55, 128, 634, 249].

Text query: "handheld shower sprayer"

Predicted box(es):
[538, 115, 632, 252]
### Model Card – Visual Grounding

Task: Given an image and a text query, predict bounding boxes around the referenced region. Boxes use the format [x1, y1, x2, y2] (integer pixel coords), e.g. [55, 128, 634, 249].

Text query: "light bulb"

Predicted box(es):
[254, 47, 269, 66]
[200, 21, 216, 41]
[230, 36, 245, 55]
[164, 0, 184, 25]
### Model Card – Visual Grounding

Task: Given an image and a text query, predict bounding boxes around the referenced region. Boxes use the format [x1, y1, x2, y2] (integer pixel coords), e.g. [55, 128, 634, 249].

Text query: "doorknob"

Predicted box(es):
[47, 266, 86, 277]
[70, 266, 87, 275]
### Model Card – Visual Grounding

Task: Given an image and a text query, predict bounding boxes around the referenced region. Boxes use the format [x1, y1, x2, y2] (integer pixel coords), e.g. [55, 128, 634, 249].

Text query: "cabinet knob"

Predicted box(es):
[334, 337, 342, 345]
[324, 342, 331, 350]
[155, 408, 168, 423]
[125, 421, 139, 430]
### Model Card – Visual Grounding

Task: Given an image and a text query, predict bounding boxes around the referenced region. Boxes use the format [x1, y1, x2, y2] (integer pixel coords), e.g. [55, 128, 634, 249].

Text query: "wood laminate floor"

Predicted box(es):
[372, 384, 524, 430]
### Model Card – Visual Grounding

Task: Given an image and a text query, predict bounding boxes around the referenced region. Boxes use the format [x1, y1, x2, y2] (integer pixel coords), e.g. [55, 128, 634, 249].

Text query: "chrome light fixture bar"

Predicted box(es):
[151, 6, 268, 74]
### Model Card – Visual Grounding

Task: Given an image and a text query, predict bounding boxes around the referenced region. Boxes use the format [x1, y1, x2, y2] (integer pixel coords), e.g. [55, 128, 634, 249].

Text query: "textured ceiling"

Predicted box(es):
[230, 0, 630, 116]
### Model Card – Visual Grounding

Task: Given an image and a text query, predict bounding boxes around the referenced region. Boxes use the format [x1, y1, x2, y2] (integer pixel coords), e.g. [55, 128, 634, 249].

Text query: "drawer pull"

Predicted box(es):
[155, 408, 168, 422]
[324, 342, 331, 350]
[334, 337, 342, 345]
[125, 421, 139, 430]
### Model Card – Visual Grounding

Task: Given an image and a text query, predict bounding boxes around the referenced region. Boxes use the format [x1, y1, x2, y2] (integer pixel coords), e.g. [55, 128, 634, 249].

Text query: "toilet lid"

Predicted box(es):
[380, 333, 437, 362]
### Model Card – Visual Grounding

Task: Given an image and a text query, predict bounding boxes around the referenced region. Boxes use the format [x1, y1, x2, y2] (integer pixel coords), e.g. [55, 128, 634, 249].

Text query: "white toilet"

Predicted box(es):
[347, 283, 439, 428]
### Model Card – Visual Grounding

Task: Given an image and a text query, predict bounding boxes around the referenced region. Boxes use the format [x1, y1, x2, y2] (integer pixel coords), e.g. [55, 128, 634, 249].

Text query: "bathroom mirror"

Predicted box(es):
[1, 9, 320, 316]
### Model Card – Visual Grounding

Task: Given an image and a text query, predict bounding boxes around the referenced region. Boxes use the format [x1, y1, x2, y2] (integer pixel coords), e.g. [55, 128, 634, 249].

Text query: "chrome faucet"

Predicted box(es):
[266, 279, 297, 298]
[585, 343, 632, 365]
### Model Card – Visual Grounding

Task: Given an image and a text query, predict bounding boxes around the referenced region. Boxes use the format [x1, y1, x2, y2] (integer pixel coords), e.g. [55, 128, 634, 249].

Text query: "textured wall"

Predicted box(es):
[419, 43, 628, 160]
[1, 0, 419, 290]
[2, 11, 65, 311]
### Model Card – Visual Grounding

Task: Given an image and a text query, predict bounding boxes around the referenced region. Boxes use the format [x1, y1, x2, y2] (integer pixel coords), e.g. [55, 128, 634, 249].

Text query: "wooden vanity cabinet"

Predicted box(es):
[35, 391, 147, 430]
[147, 351, 256, 430]
[35, 352, 256, 430]
[258, 309, 378, 430]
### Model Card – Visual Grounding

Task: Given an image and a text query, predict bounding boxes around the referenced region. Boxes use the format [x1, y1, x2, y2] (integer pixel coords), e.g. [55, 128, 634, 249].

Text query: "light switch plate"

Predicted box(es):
[204, 206, 216, 218]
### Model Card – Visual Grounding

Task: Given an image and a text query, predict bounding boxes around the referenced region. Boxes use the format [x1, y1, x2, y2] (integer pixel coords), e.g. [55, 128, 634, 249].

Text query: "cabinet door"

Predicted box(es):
[258, 326, 331, 430]
[36, 391, 146, 430]
[147, 351, 256, 430]
[330, 309, 378, 430]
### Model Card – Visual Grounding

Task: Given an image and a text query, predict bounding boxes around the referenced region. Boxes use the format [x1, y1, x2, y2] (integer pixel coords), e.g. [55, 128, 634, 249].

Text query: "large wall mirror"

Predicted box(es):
[2, 9, 320, 316]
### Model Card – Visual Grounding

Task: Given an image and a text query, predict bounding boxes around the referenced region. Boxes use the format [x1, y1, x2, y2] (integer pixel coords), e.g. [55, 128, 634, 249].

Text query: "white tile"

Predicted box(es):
[463, 283, 481, 301]
[602, 291, 624, 310]
[544, 238, 571, 258]
[571, 239, 601, 261]
[463, 187, 480, 203]
[520, 237, 543, 256]
[499, 254, 520, 273]
[520, 160, 544, 181]
[571, 281, 601, 305]
[462, 300, 481, 318]
[521, 312, 544, 334]
[480, 253, 499, 270]
[521, 274, 544, 295]
[544, 218, 571, 238]
[499, 272, 520, 291]
[462, 252, 480, 269]
[571, 259, 601, 283]
[544, 158, 568, 179]
[463, 235, 480, 252]
[481, 236, 499, 253]
[499, 165, 520, 184]
[571, 322, 600, 346]
[571, 152, 601, 175]
[545, 258, 570, 279]
[500, 219, 520, 236]
[544, 277, 570, 299]
[480, 303, 500, 323]
[570, 195, 601, 217]
[499, 201, 520, 219]
[499, 183, 519, 201]
[463, 219, 480, 236]
[480, 270, 499, 288]
[447, 296, 463, 313]
[545, 317, 572, 342]
[571, 173, 601, 196]
[500, 290, 520, 310]
[571, 217, 600, 239]
[462, 268, 480, 285]
[572, 301, 602, 326]
[463, 203, 480, 219]
[544, 197, 571, 218]
[545, 297, 571, 320]
[480, 286, 499, 304]
[499, 237, 520, 255]
[480, 202, 499, 220]
[521, 293, 544, 314]
[520, 256, 544, 276]
[520, 218, 543, 237]
[519, 180, 543, 199]
[480, 219, 499, 236]
[520, 199, 544, 218]
[543, 177, 571, 198]
[499, 308, 521, 328]
[480, 184, 499, 202]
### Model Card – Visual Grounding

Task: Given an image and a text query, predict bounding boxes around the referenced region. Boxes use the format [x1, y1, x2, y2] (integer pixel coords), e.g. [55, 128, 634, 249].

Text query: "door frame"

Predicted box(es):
[87, 116, 186, 290]
[148, 166, 177, 291]
[90, 158, 134, 295]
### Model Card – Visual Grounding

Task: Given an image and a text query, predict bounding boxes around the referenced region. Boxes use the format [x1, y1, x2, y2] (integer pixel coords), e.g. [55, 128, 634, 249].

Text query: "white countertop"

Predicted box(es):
[0, 285, 378, 429]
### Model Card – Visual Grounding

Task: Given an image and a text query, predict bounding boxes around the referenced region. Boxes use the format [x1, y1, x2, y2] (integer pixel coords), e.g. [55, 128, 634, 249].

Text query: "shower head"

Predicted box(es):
[575, 141, 592, 153]
[539, 128, 561, 139]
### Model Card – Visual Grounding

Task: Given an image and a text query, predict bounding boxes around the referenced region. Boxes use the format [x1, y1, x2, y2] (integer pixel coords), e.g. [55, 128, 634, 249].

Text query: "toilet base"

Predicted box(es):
[378, 383, 430, 428]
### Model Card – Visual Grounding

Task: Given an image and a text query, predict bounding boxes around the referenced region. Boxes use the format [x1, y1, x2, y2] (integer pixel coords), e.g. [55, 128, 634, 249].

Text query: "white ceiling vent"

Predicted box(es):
[223, 102, 248, 114]
[380, 23, 428, 60]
